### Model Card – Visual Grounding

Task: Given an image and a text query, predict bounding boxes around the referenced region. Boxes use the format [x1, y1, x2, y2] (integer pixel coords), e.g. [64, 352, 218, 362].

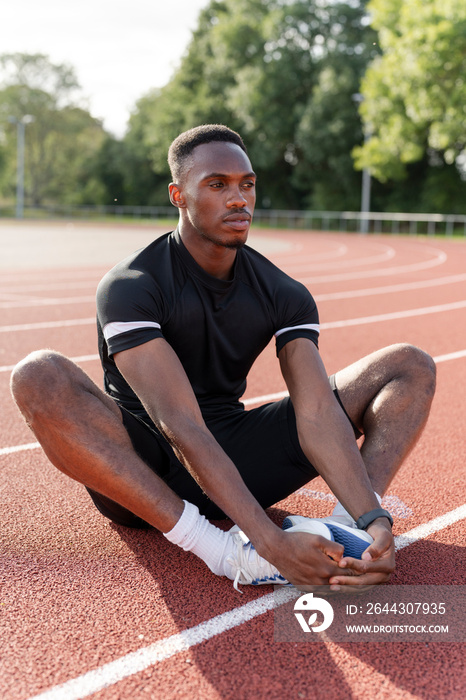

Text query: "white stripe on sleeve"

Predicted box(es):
[274, 323, 320, 338]
[103, 321, 161, 341]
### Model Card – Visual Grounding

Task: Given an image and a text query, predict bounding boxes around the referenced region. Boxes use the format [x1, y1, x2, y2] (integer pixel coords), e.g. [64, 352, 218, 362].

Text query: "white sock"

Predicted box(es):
[332, 492, 382, 524]
[163, 500, 233, 576]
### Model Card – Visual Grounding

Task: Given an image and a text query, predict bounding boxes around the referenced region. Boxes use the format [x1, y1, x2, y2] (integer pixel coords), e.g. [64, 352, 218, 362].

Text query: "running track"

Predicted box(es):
[1, 221, 465, 700]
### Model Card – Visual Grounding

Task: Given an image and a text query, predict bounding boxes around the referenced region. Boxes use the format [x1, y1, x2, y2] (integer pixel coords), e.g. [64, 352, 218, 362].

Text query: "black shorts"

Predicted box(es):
[87, 375, 359, 527]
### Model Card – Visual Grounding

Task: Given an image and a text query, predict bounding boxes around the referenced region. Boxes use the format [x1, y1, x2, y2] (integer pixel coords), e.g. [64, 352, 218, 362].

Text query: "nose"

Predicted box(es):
[227, 185, 248, 208]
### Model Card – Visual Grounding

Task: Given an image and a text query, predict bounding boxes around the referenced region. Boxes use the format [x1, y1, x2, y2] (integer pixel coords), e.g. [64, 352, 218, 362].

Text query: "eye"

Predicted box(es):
[242, 181, 256, 189]
[209, 181, 224, 188]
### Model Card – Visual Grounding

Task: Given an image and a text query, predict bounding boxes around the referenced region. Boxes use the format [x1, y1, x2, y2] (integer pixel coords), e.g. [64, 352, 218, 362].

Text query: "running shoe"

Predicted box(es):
[282, 515, 373, 559]
[225, 525, 289, 591]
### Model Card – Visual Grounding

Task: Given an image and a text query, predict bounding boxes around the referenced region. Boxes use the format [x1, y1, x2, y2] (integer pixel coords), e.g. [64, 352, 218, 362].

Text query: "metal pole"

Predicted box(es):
[360, 129, 371, 234]
[360, 161, 371, 234]
[16, 120, 25, 219]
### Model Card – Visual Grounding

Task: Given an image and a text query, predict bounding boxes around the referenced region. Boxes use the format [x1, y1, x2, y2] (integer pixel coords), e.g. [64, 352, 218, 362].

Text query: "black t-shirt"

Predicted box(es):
[96, 230, 319, 419]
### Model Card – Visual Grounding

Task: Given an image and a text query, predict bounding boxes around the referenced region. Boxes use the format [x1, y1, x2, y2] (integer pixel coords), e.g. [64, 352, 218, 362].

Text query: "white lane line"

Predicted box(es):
[295, 489, 413, 519]
[300, 247, 448, 283]
[0, 354, 100, 374]
[2, 348, 465, 456]
[293, 243, 349, 262]
[2, 297, 466, 336]
[0, 280, 101, 293]
[241, 348, 466, 407]
[321, 299, 466, 329]
[286, 244, 396, 273]
[2, 272, 465, 311]
[26, 504, 466, 700]
[0, 442, 42, 456]
[0, 318, 95, 333]
[0, 296, 96, 310]
[395, 504, 466, 551]
[314, 273, 466, 302]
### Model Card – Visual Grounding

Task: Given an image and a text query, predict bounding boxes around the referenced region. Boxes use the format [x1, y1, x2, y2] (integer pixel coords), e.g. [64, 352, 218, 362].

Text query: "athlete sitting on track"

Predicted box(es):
[10, 125, 436, 591]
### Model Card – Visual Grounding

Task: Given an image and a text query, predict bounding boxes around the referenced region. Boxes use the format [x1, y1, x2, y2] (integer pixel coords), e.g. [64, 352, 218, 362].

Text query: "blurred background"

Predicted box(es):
[0, 0, 465, 225]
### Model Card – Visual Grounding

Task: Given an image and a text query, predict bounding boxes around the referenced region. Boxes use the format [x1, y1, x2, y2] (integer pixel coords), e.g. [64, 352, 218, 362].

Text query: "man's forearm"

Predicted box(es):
[296, 404, 380, 521]
[155, 414, 282, 555]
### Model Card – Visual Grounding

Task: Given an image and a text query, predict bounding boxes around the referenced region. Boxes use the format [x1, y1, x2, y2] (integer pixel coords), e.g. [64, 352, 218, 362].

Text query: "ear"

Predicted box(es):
[169, 183, 185, 208]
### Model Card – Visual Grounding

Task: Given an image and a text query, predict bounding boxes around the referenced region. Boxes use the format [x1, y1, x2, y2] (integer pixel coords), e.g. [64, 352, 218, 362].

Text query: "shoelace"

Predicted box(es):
[226, 530, 288, 592]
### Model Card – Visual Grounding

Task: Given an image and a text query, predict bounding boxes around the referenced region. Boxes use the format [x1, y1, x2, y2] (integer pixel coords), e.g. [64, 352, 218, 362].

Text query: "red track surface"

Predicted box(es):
[1, 222, 465, 700]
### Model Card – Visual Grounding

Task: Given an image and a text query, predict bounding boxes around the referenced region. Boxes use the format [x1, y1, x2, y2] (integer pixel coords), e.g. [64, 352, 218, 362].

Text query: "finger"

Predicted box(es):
[364, 528, 394, 561]
[339, 551, 394, 573]
[329, 571, 392, 587]
[362, 538, 391, 561]
[320, 537, 344, 562]
[329, 583, 378, 594]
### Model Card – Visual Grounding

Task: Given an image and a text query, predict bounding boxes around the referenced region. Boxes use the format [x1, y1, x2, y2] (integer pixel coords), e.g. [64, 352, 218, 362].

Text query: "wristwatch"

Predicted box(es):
[356, 508, 393, 530]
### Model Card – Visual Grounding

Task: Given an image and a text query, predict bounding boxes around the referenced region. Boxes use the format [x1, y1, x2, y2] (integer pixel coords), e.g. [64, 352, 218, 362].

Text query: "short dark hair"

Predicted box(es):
[168, 124, 248, 181]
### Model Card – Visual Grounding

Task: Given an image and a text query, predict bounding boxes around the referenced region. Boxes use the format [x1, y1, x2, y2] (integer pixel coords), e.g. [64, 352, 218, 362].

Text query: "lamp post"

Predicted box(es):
[352, 94, 371, 234]
[360, 128, 372, 234]
[8, 115, 35, 219]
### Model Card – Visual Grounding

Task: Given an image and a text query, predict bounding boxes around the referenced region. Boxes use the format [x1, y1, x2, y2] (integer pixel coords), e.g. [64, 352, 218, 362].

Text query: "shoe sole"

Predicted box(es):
[282, 515, 373, 559]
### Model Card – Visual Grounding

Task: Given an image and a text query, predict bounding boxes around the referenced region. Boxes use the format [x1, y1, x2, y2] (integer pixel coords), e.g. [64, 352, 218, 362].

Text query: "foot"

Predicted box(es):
[224, 525, 288, 591]
[282, 515, 373, 559]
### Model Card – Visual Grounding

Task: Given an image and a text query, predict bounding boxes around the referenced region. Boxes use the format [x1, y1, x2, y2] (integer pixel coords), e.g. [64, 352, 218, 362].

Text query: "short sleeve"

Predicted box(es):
[96, 269, 165, 358]
[274, 279, 320, 355]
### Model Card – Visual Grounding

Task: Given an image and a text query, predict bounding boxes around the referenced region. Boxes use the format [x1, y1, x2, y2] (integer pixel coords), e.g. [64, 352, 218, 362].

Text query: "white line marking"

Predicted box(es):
[0, 318, 95, 333]
[2, 272, 465, 310]
[431, 349, 466, 363]
[289, 243, 348, 262]
[314, 273, 466, 302]
[3, 296, 466, 336]
[300, 247, 447, 283]
[26, 504, 466, 700]
[394, 504, 466, 551]
[0, 279, 100, 293]
[295, 490, 413, 519]
[0, 296, 96, 309]
[288, 244, 396, 272]
[0, 354, 100, 374]
[0, 442, 41, 456]
[241, 347, 466, 407]
[320, 299, 466, 329]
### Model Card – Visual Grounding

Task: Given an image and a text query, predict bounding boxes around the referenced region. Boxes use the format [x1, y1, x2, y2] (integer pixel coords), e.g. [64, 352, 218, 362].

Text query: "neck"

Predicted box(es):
[178, 223, 239, 281]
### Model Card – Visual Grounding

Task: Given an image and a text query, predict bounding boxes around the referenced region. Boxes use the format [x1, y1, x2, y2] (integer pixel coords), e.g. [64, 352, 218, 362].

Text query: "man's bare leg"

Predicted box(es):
[10, 350, 184, 532]
[9, 350, 292, 584]
[333, 343, 436, 496]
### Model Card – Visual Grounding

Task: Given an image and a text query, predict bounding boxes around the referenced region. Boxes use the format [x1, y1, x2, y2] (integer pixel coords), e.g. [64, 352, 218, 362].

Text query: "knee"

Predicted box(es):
[391, 343, 436, 399]
[10, 350, 73, 414]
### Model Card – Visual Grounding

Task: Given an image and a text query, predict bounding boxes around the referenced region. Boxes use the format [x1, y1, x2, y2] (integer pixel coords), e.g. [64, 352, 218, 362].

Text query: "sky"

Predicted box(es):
[1, 0, 211, 137]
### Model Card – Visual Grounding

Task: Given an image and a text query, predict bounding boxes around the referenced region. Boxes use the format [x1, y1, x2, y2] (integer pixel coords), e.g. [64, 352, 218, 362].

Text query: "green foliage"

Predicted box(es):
[3, 5, 463, 214]
[0, 53, 107, 206]
[354, 0, 466, 185]
[128, 0, 377, 208]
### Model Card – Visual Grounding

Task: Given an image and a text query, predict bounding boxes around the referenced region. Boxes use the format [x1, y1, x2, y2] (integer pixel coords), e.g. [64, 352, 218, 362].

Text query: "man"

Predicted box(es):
[10, 125, 436, 591]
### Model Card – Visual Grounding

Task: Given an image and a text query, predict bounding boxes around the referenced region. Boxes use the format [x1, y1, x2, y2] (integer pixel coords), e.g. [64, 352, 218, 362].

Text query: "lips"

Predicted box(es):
[223, 212, 251, 223]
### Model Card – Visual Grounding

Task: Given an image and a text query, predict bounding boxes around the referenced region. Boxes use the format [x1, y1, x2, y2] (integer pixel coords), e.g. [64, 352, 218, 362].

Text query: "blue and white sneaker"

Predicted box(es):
[282, 515, 373, 560]
[225, 525, 289, 592]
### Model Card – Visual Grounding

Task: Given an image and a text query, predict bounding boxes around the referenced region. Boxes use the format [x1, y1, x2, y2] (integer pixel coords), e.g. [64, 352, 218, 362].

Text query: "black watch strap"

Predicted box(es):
[356, 508, 393, 530]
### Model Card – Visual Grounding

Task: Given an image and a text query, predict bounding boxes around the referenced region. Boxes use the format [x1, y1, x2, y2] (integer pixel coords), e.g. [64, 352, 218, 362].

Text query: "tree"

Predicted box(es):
[128, 0, 377, 209]
[0, 53, 107, 206]
[353, 0, 466, 185]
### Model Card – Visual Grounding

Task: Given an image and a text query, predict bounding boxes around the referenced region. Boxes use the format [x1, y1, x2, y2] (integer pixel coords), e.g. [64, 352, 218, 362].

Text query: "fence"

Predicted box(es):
[1, 204, 466, 236]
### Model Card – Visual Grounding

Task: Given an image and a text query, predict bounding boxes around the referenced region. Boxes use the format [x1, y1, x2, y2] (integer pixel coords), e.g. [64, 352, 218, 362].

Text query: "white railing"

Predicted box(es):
[1, 205, 466, 236]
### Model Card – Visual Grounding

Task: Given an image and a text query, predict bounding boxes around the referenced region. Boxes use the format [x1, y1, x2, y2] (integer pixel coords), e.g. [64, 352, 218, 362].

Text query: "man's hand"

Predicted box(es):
[329, 518, 395, 589]
[262, 530, 345, 587]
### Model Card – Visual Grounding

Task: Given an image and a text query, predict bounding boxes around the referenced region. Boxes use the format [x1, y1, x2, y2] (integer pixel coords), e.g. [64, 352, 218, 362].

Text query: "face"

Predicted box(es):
[170, 141, 256, 251]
